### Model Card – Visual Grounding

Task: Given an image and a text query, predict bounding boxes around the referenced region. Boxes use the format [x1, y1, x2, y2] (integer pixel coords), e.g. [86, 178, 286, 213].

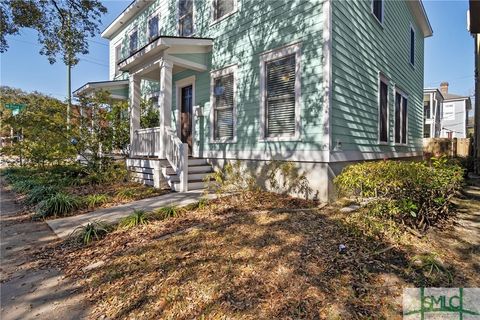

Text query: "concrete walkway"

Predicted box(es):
[1, 180, 89, 320]
[47, 191, 213, 239]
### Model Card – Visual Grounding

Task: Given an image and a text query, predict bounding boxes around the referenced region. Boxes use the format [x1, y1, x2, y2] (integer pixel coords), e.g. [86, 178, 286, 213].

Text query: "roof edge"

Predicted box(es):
[408, 0, 433, 38]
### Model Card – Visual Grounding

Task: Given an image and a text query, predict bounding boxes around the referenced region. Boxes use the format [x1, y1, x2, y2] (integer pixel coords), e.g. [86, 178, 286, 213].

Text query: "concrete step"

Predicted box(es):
[172, 180, 206, 191]
[165, 164, 212, 175]
[188, 158, 209, 166]
[167, 172, 212, 183]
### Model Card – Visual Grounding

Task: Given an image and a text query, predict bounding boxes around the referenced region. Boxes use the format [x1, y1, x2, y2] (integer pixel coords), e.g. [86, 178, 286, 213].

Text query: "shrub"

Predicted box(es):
[25, 185, 59, 206]
[115, 188, 137, 201]
[83, 194, 109, 209]
[205, 161, 258, 195]
[72, 221, 111, 245]
[119, 209, 149, 229]
[266, 161, 312, 198]
[334, 157, 464, 231]
[35, 192, 81, 218]
[11, 179, 39, 193]
[152, 206, 179, 220]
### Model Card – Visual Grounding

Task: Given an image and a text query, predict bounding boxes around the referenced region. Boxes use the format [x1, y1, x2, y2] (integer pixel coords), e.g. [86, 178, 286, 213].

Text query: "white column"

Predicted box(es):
[158, 58, 173, 159]
[129, 74, 141, 157]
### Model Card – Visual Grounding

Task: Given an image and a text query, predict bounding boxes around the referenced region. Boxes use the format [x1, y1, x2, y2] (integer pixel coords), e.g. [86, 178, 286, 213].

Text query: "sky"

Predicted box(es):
[0, 0, 475, 101]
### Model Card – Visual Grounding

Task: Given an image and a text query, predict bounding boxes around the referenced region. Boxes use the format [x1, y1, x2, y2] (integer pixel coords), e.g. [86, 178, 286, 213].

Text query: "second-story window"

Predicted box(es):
[129, 29, 138, 54]
[178, 0, 193, 36]
[213, 0, 235, 22]
[148, 13, 159, 40]
[114, 44, 122, 76]
[410, 26, 415, 66]
[372, 0, 383, 23]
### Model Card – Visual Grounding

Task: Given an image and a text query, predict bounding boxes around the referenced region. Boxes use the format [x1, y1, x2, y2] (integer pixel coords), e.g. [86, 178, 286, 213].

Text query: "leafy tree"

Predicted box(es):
[140, 98, 160, 129]
[0, 0, 107, 65]
[1, 86, 76, 166]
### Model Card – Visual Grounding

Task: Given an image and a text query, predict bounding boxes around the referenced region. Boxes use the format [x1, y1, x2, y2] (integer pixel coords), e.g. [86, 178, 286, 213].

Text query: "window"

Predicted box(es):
[378, 78, 388, 143]
[178, 0, 193, 36]
[424, 123, 431, 138]
[213, 0, 235, 22]
[129, 29, 138, 53]
[410, 26, 415, 66]
[211, 66, 236, 141]
[148, 13, 160, 40]
[372, 0, 383, 23]
[424, 101, 431, 119]
[114, 44, 122, 76]
[394, 91, 408, 144]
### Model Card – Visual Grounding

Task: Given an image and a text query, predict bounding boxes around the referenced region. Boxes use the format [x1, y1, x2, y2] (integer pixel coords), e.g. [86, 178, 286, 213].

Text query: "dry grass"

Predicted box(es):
[39, 191, 479, 319]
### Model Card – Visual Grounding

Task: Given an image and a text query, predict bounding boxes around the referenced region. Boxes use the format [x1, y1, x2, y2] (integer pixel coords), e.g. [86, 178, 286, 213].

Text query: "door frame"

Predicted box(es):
[175, 75, 196, 139]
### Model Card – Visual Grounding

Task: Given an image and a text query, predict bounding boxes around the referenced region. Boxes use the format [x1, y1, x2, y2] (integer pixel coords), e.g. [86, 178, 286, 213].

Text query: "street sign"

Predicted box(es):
[5, 103, 26, 116]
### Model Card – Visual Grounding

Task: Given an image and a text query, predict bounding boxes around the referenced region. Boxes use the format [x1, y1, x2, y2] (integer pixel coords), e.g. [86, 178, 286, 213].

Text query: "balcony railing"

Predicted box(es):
[131, 127, 161, 157]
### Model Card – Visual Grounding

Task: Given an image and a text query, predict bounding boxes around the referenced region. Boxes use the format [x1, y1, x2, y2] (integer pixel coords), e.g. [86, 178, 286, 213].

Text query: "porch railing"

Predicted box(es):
[131, 127, 161, 157]
[165, 126, 189, 192]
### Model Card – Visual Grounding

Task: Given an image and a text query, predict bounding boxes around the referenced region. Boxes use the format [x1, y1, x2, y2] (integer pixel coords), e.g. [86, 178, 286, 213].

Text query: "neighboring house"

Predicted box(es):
[438, 82, 471, 139]
[423, 88, 443, 138]
[75, 0, 432, 201]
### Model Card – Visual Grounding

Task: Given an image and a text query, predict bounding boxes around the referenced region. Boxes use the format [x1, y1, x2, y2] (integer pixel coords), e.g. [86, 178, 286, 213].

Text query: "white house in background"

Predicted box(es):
[423, 88, 444, 138]
[439, 82, 471, 138]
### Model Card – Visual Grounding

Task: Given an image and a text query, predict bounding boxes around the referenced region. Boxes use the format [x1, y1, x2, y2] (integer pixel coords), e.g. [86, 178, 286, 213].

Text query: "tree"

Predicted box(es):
[0, 0, 107, 65]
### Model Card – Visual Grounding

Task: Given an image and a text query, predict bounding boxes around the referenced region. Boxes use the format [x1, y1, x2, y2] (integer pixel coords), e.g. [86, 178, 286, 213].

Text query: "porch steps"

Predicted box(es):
[163, 158, 214, 192]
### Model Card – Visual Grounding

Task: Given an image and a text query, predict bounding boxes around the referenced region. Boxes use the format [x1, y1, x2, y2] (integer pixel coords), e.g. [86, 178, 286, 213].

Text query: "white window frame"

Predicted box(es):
[210, 65, 237, 143]
[175, 75, 196, 138]
[259, 42, 302, 142]
[377, 73, 389, 144]
[128, 27, 138, 54]
[371, 0, 384, 25]
[210, 0, 238, 25]
[114, 42, 122, 77]
[394, 87, 409, 145]
[147, 9, 161, 41]
[409, 24, 415, 67]
[177, 0, 195, 37]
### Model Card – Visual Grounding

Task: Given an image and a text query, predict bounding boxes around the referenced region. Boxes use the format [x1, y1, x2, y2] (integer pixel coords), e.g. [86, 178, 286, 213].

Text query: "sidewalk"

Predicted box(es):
[47, 191, 214, 239]
[0, 180, 89, 320]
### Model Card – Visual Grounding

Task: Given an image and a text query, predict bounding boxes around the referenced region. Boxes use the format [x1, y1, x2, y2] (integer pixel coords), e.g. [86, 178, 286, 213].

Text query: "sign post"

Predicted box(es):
[5, 103, 26, 166]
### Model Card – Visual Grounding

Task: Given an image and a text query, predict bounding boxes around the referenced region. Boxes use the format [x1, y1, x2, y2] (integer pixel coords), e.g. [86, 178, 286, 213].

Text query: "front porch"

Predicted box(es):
[121, 36, 214, 192]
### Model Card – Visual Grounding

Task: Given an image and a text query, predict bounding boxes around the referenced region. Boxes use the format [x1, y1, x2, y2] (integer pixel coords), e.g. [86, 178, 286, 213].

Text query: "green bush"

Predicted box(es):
[83, 194, 109, 209]
[334, 157, 464, 231]
[115, 188, 137, 201]
[25, 185, 59, 206]
[35, 192, 81, 218]
[11, 179, 40, 193]
[72, 221, 111, 245]
[152, 206, 180, 220]
[119, 209, 149, 229]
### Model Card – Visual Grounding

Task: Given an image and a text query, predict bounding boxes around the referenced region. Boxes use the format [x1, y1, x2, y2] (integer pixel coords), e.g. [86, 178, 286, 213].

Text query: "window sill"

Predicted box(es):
[259, 135, 302, 143]
[210, 9, 238, 26]
[210, 138, 237, 144]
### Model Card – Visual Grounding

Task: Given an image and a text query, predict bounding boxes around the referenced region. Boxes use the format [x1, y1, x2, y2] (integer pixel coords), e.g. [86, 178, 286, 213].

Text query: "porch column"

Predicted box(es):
[129, 74, 141, 156]
[158, 58, 173, 159]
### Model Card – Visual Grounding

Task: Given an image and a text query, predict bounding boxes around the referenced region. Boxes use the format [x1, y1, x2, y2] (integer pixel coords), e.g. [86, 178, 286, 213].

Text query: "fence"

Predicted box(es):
[423, 138, 471, 158]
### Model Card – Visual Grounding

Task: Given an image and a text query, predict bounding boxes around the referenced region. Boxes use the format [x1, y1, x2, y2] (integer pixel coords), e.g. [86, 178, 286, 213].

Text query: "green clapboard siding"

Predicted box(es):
[331, 0, 424, 154]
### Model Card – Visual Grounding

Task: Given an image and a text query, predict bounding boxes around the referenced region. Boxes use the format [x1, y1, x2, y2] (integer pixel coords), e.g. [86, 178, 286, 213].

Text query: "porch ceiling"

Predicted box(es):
[118, 36, 213, 74]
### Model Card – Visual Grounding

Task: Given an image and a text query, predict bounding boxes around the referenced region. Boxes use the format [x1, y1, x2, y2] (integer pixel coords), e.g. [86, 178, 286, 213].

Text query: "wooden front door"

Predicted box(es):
[180, 85, 193, 154]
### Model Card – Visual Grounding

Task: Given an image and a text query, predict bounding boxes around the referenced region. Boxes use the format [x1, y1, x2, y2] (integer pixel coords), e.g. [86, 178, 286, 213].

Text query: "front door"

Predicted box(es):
[180, 85, 193, 154]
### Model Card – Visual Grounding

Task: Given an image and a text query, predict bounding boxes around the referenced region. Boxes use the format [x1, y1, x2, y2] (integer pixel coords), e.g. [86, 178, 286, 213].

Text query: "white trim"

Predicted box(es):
[377, 72, 390, 144]
[210, 0, 238, 25]
[114, 42, 123, 78]
[323, 0, 332, 158]
[209, 64, 238, 143]
[147, 8, 161, 41]
[393, 86, 409, 146]
[175, 75, 196, 139]
[200, 149, 423, 163]
[371, 0, 384, 26]
[259, 42, 302, 142]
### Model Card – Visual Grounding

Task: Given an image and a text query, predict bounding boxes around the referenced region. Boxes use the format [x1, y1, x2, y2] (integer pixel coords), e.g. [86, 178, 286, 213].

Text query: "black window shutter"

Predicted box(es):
[379, 81, 388, 142]
[265, 54, 296, 137]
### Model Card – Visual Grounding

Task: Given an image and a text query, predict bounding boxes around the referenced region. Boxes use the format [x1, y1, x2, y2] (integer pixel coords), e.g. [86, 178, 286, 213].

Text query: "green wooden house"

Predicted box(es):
[75, 0, 432, 201]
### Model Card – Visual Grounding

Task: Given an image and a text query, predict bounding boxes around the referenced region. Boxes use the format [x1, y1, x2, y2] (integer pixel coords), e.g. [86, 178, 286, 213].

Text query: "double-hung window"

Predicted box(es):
[148, 12, 160, 40]
[378, 76, 389, 143]
[178, 0, 193, 36]
[114, 44, 122, 76]
[129, 29, 138, 54]
[260, 43, 301, 139]
[394, 90, 408, 144]
[372, 0, 383, 23]
[211, 66, 236, 141]
[212, 0, 235, 22]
